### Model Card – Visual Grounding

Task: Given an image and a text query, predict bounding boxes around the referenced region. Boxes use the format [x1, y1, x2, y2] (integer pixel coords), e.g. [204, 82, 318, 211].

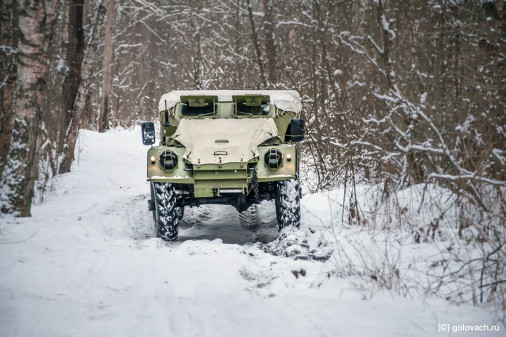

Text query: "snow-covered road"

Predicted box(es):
[0, 128, 498, 337]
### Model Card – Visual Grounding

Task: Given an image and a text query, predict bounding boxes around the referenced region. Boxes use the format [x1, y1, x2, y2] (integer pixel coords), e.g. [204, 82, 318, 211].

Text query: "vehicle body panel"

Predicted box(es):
[174, 118, 279, 165]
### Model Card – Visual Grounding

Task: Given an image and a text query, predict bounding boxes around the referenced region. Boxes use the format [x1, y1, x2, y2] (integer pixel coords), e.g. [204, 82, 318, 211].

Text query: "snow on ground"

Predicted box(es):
[0, 128, 501, 337]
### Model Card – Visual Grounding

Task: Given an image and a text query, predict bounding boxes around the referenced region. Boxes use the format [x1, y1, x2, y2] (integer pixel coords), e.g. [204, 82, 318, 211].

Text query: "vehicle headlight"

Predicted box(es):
[159, 150, 178, 170]
[264, 148, 283, 169]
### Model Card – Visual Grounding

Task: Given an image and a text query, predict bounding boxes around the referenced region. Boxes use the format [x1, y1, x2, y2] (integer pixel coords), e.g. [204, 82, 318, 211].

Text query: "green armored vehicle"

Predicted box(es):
[141, 90, 304, 241]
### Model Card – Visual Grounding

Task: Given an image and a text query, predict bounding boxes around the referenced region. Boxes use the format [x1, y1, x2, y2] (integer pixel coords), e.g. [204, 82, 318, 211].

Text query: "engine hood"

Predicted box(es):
[174, 118, 279, 165]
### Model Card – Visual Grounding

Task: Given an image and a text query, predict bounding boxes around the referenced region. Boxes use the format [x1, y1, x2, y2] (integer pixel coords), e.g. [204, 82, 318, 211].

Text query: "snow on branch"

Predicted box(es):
[380, 15, 396, 41]
[367, 35, 383, 55]
[394, 141, 445, 155]
[428, 173, 506, 187]
[0, 46, 18, 55]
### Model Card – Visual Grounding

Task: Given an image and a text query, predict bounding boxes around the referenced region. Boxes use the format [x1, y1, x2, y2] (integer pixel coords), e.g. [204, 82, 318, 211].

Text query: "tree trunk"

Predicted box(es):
[0, 0, 60, 216]
[58, 0, 85, 174]
[246, 0, 267, 88]
[58, 0, 107, 174]
[262, 0, 276, 86]
[0, 0, 17, 181]
[99, 0, 115, 132]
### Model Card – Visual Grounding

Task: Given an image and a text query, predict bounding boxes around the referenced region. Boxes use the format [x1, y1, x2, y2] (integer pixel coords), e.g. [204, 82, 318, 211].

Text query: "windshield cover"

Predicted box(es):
[174, 118, 279, 165]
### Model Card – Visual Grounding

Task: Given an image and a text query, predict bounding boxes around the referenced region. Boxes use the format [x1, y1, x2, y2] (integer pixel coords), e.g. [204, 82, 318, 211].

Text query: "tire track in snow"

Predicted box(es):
[100, 194, 279, 245]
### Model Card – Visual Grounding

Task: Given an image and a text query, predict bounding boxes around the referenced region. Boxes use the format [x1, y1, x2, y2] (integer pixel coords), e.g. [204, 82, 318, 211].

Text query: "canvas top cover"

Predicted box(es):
[158, 90, 302, 114]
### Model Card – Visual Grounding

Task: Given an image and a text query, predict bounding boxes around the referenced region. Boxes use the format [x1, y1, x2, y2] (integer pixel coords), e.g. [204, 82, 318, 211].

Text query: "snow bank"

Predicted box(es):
[300, 183, 505, 316]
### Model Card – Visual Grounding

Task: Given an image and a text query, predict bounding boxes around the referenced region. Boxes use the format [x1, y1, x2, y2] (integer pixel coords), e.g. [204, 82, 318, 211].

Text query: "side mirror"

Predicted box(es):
[141, 122, 155, 145]
[287, 118, 304, 142]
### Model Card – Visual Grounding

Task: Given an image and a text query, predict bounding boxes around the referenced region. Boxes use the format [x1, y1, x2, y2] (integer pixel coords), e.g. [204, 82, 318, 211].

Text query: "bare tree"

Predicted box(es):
[58, 0, 85, 174]
[99, 0, 115, 132]
[58, 0, 107, 174]
[0, 0, 60, 215]
[0, 0, 18, 181]
[262, 0, 277, 86]
[246, 0, 267, 88]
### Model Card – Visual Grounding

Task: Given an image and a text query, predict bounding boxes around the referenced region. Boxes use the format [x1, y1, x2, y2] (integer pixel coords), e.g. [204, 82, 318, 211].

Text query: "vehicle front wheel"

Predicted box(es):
[275, 178, 301, 230]
[151, 182, 179, 241]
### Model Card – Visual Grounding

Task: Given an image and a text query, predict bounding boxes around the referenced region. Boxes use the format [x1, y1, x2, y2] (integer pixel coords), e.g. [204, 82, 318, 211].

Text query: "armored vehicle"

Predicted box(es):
[141, 90, 304, 241]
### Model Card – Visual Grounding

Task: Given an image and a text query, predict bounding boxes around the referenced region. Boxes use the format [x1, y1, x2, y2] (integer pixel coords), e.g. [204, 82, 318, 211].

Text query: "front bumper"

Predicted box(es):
[147, 145, 297, 198]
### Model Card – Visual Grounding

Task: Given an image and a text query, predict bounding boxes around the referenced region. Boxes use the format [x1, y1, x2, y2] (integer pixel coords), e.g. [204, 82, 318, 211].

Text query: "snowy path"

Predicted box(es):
[0, 128, 497, 337]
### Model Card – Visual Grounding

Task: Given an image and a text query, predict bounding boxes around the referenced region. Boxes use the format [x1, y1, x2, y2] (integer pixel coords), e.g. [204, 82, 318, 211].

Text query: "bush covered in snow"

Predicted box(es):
[300, 182, 505, 322]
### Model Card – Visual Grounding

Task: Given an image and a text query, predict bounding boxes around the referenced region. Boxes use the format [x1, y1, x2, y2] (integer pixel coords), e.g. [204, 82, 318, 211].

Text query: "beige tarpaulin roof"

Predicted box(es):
[174, 118, 279, 165]
[158, 90, 302, 114]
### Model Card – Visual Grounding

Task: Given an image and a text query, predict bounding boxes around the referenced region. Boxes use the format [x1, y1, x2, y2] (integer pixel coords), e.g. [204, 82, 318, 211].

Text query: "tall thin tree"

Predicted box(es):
[58, 0, 107, 174]
[58, 0, 85, 174]
[0, 0, 60, 216]
[0, 0, 17, 181]
[99, 0, 115, 132]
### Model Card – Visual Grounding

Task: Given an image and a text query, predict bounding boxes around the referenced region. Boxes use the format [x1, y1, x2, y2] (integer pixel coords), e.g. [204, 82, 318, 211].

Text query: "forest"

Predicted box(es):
[0, 0, 505, 319]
